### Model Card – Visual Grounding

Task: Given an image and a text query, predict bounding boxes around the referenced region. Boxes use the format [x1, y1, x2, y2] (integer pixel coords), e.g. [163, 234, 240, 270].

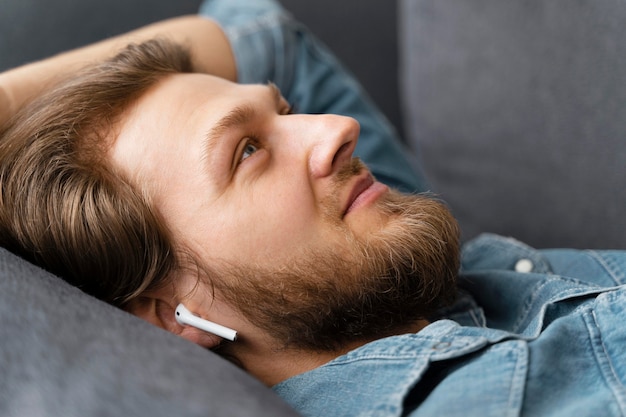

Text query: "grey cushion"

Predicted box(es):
[400, 0, 626, 249]
[0, 248, 300, 417]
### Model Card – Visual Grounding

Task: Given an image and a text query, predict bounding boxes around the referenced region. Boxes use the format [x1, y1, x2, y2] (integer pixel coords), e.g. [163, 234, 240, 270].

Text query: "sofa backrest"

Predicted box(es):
[400, 0, 626, 249]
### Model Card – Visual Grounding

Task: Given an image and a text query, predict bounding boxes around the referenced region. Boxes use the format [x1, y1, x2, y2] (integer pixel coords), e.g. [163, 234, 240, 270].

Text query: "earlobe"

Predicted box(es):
[177, 319, 225, 348]
[125, 296, 224, 348]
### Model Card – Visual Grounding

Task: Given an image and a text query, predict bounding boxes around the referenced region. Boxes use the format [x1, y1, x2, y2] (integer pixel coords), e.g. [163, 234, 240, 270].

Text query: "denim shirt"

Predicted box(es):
[274, 234, 626, 417]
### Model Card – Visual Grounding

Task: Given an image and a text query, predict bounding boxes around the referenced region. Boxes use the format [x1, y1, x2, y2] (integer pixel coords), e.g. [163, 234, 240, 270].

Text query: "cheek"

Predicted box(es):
[192, 185, 324, 265]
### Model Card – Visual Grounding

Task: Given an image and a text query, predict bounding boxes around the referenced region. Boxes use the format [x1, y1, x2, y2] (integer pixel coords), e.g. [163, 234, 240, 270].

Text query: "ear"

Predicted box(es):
[125, 296, 224, 349]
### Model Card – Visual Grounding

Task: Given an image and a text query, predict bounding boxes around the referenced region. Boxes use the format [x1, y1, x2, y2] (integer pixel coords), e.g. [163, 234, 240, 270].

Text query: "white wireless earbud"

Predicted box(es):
[175, 303, 238, 342]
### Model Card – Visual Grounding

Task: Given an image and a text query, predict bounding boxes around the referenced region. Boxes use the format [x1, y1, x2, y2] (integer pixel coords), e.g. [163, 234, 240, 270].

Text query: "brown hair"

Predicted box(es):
[0, 39, 192, 305]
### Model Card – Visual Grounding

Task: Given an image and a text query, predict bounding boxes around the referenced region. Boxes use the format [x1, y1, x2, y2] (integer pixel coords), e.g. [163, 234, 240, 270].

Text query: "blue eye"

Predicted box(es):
[240, 141, 259, 162]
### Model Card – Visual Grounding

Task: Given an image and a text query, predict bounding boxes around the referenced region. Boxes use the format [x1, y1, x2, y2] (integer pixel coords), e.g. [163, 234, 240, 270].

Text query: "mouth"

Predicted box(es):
[343, 173, 389, 217]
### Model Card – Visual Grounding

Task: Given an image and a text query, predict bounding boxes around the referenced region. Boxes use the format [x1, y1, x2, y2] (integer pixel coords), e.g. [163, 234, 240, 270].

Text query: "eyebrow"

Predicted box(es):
[201, 83, 283, 178]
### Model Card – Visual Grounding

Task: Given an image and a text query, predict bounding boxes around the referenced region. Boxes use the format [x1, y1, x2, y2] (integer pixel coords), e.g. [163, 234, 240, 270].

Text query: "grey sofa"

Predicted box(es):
[1, 0, 625, 415]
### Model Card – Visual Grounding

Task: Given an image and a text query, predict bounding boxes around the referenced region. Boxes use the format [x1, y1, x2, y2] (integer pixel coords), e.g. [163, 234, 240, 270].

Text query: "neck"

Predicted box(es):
[217, 334, 353, 386]
[219, 319, 430, 386]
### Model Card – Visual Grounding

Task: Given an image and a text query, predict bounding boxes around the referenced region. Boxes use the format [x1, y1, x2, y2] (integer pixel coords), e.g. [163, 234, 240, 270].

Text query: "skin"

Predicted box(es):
[109, 73, 425, 385]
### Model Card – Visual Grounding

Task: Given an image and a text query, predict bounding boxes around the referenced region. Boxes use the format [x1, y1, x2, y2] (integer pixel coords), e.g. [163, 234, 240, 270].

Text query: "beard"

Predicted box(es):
[212, 159, 460, 352]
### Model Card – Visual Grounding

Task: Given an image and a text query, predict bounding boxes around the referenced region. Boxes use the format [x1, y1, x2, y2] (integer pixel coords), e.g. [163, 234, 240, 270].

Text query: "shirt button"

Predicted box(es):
[515, 258, 534, 273]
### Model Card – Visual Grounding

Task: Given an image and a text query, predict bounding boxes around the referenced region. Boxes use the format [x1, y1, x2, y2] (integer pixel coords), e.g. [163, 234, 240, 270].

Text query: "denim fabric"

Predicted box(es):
[275, 234, 626, 416]
[198, 0, 429, 193]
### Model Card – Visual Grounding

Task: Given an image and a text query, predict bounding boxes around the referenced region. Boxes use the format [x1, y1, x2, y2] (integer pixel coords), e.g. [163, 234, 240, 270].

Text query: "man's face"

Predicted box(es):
[112, 73, 387, 270]
[110, 73, 458, 350]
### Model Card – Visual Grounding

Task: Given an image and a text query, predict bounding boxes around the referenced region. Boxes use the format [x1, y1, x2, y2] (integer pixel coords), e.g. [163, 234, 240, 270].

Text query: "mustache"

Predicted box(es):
[319, 157, 370, 223]
[334, 157, 367, 186]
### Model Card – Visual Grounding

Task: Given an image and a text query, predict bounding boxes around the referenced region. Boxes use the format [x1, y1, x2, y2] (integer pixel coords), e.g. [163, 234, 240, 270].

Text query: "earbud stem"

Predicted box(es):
[175, 303, 238, 341]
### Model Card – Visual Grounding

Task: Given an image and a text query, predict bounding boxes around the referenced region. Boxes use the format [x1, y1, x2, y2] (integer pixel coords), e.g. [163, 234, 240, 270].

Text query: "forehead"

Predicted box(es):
[138, 73, 245, 112]
[110, 74, 269, 173]
[107, 75, 229, 195]
[130, 73, 281, 114]
[116, 73, 282, 141]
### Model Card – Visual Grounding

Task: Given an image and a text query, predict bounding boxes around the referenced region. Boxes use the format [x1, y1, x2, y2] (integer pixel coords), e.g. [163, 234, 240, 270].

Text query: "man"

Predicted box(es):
[1, 1, 626, 416]
[1, 0, 457, 384]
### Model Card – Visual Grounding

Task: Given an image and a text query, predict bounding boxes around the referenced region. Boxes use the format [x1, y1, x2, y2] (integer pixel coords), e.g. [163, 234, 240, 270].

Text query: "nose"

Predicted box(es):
[292, 114, 360, 179]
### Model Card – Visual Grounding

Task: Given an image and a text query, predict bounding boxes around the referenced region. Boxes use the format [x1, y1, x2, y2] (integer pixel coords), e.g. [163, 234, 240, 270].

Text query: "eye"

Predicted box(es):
[239, 139, 260, 163]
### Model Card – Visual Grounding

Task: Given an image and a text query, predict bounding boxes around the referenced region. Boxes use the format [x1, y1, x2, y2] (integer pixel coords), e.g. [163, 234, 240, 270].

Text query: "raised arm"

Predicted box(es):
[0, 15, 236, 128]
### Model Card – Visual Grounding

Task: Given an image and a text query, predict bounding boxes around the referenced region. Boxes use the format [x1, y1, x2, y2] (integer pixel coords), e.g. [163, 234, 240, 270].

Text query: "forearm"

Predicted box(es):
[0, 15, 235, 127]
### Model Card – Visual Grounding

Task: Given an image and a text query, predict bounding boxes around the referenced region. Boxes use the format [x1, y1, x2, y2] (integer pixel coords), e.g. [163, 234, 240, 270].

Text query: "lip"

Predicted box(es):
[343, 173, 389, 217]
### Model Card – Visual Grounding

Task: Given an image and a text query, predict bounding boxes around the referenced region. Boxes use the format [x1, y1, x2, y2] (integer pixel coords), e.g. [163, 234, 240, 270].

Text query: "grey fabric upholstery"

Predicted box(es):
[400, 0, 626, 249]
[0, 248, 300, 417]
